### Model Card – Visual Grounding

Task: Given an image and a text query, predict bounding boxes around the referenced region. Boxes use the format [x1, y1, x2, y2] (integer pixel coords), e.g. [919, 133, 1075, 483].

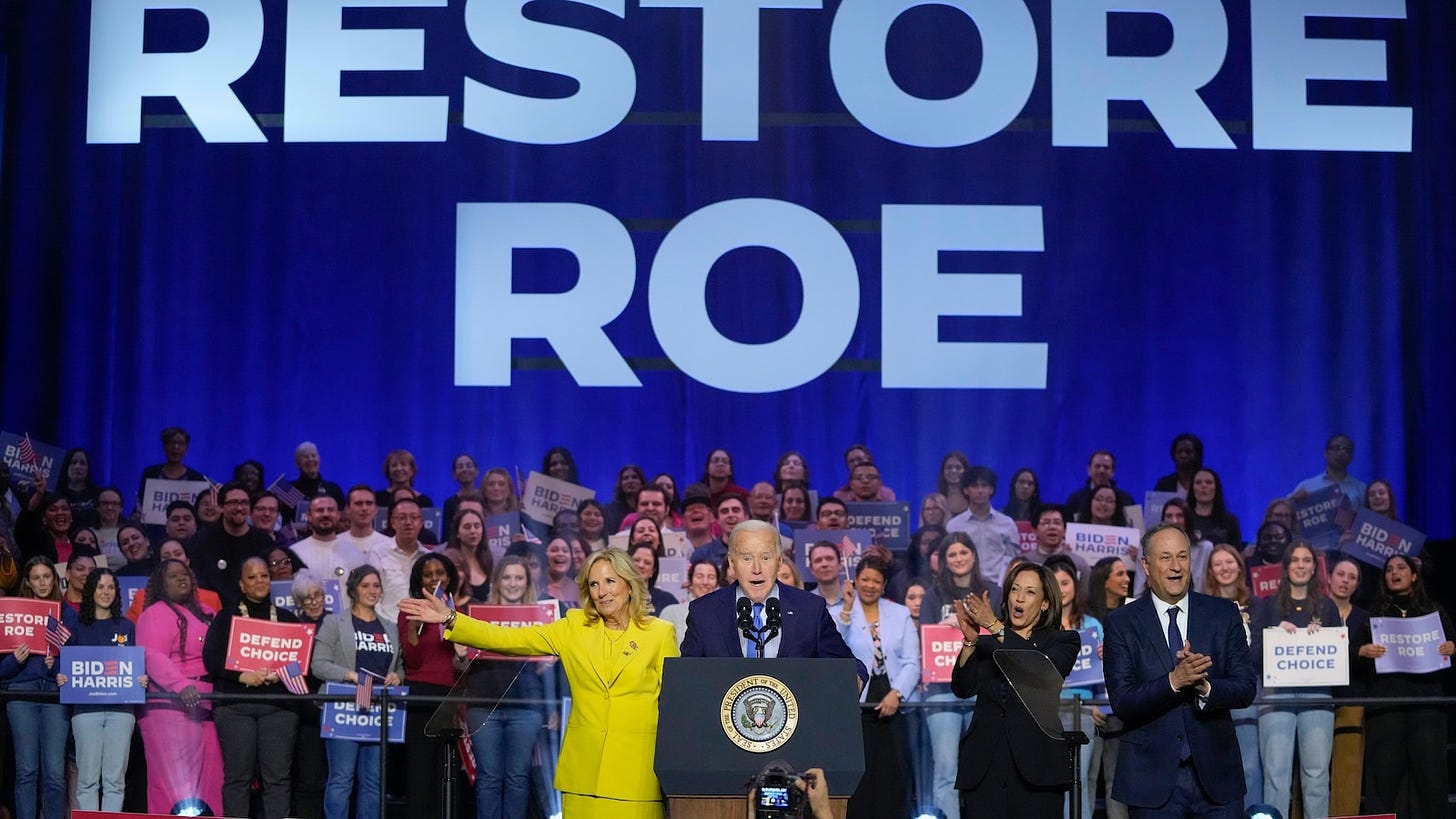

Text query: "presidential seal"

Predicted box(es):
[720, 674, 799, 753]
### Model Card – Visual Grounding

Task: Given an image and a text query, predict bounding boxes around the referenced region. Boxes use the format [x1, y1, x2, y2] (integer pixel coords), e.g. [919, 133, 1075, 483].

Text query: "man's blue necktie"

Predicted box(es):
[1167, 605, 1192, 761]
[1167, 605, 1182, 662]
[752, 603, 765, 658]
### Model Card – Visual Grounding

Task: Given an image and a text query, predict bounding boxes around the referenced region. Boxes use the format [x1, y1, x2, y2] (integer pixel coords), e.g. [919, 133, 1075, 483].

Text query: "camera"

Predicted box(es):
[751, 761, 807, 819]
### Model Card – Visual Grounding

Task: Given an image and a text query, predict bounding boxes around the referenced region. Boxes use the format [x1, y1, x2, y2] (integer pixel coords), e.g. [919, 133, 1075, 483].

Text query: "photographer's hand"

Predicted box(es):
[796, 768, 831, 819]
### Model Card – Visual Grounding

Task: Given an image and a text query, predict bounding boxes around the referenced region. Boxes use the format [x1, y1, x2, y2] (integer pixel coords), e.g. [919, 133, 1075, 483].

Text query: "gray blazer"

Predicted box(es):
[311, 610, 405, 682]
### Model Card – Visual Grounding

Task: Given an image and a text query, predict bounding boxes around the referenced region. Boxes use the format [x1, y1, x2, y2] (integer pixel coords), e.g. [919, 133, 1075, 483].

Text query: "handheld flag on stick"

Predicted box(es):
[44, 616, 71, 656]
[277, 662, 309, 696]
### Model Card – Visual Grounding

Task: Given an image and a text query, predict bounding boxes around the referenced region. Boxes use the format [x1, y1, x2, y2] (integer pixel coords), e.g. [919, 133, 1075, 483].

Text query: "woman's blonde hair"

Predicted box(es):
[577, 548, 652, 627]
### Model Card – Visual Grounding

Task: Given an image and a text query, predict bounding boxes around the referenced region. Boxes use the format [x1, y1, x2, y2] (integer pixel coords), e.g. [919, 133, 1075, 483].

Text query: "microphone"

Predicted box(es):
[736, 597, 754, 638]
[765, 597, 782, 631]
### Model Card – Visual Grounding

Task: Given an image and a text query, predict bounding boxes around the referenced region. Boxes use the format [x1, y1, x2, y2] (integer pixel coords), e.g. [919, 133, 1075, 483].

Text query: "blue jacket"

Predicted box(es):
[1105, 592, 1256, 808]
[678, 584, 868, 681]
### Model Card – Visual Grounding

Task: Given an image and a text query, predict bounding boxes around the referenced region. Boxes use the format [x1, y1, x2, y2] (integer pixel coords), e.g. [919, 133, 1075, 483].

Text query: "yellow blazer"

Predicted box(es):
[447, 609, 678, 802]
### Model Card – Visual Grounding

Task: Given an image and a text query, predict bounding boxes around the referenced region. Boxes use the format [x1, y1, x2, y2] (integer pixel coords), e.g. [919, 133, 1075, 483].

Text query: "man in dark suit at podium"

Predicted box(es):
[679, 520, 866, 681]
[1105, 522, 1256, 817]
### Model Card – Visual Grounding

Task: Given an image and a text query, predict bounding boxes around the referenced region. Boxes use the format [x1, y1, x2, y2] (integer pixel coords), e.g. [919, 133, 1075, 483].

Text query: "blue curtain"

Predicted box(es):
[2, 2, 1451, 536]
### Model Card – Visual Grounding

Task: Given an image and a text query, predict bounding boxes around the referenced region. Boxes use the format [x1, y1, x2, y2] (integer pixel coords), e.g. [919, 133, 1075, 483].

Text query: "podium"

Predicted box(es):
[655, 658, 864, 819]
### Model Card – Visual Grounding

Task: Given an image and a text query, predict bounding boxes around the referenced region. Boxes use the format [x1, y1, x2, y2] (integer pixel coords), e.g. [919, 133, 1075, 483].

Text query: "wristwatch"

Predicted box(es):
[991, 623, 1007, 640]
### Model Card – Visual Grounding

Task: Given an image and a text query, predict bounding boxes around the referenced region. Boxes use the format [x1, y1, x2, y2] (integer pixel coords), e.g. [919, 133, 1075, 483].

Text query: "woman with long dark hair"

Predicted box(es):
[1249, 542, 1339, 819]
[1047, 556, 1102, 819]
[779, 483, 812, 525]
[56, 448, 101, 528]
[916, 534, 1000, 819]
[1186, 468, 1242, 549]
[773, 451, 810, 493]
[448, 508, 493, 599]
[577, 499, 609, 551]
[603, 464, 645, 535]
[1354, 555, 1455, 818]
[1, 557, 69, 819]
[1000, 468, 1041, 523]
[136, 558, 223, 814]
[63, 568, 146, 811]
[541, 447, 579, 483]
[936, 452, 970, 519]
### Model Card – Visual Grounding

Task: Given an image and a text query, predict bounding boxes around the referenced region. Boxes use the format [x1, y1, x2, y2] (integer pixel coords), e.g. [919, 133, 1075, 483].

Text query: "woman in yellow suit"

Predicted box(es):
[399, 547, 678, 818]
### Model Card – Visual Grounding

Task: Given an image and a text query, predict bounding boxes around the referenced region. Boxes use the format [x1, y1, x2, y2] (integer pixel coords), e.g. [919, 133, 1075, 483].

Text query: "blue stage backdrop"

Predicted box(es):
[1, 1, 1452, 536]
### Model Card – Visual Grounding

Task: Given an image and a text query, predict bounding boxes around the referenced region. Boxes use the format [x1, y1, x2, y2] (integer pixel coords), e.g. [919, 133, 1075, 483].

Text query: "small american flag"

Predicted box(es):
[523, 527, 541, 545]
[277, 662, 309, 696]
[268, 476, 308, 512]
[44, 616, 71, 655]
[17, 434, 42, 472]
[355, 667, 386, 711]
[434, 581, 455, 612]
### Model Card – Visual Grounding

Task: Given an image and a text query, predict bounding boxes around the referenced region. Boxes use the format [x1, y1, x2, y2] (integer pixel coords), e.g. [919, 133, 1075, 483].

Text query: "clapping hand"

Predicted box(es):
[1169, 641, 1212, 693]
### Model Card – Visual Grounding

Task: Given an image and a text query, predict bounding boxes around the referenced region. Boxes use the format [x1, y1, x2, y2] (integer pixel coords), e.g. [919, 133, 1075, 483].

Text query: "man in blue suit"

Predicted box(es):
[1105, 522, 1256, 817]
[679, 520, 867, 683]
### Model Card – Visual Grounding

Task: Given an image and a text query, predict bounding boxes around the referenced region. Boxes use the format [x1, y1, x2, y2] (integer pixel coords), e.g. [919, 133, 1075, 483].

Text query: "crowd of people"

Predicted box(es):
[0, 428, 1447, 818]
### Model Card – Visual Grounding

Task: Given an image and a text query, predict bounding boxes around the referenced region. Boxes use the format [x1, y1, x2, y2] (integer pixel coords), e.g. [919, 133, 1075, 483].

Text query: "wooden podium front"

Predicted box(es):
[667, 795, 848, 819]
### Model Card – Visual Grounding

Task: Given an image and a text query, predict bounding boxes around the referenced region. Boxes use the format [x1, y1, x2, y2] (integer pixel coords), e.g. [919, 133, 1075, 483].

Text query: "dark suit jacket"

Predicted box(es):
[951, 627, 1080, 790]
[1105, 592, 1256, 808]
[678, 584, 867, 680]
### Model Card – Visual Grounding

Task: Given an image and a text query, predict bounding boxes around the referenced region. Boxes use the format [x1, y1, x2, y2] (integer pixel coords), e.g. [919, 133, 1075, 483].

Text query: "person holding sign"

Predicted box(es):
[1, 557, 69, 819]
[1352, 554, 1455, 819]
[465, 554, 564, 819]
[950, 562, 1079, 816]
[1048, 555, 1104, 819]
[312, 564, 404, 819]
[136, 558, 223, 815]
[1248, 542, 1340, 819]
[1200, 544, 1261, 807]
[202, 555, 305, 819]
[60, 568, 148, 811]
[401, 547, 679, 819]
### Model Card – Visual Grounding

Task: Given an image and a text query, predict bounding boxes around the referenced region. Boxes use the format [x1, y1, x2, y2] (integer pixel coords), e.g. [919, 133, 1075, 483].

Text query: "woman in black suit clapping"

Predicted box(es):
[951, 562, 1079, 818]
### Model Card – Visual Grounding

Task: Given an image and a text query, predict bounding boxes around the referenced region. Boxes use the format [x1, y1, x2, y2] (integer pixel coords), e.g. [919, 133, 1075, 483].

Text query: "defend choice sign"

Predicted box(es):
[224, 619, 315, 674]
[140, 478, 212, 525]
[0, 598, 61, 652]
[467, 603, 559, 662]
[1064, 628, 1103, 689]
[1370, 613, 1451, 675]
[60, 647, 146, 705]
[920, 624, 965, 684]
[1261, 627, 1349, 687]
[845, 502, 911, 550]
[521, 471, 595, 526]
[319, 682, 407, 743]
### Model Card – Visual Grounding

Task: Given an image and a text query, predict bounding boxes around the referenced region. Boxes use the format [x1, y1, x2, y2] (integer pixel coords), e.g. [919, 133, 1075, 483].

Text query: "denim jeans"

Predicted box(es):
[324, 739, 381, 819]
[1258, 691, 1333, 819]
[1231, 703, 1262, 806]
[7, 689, 69, 819]
[71, 709, 135, 811]
[923, 691, 973, 819]
[469, 707, 541, 819]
